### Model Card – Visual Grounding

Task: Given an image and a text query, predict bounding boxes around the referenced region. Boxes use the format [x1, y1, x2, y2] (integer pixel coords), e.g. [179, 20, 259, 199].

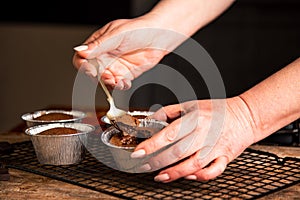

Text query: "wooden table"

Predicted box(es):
[1, 119, 299, 199]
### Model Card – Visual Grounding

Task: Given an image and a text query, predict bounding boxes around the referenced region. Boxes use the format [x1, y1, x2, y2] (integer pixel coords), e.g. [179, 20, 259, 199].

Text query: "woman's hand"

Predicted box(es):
[132, 57, 300, 183]
[130, 97, 257, 182]
[72, 16, 183, 90]
[72, 0, 235, 90]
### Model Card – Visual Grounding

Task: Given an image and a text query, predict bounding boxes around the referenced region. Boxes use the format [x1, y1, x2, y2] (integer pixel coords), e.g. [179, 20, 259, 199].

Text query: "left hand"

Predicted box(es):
[130, 97, 256, 182]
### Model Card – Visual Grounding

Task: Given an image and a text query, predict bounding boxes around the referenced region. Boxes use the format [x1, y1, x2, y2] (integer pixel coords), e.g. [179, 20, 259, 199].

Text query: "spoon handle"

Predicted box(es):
[87, 58, 126, 120]
[98, 76, 114, 102]
[88, 58, 114, 102]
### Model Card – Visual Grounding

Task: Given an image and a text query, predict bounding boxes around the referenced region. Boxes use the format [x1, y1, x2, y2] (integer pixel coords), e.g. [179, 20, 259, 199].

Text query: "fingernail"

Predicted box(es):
[130, 149, 146, 158]
[139, 163, 151, 171]
[74, 45, 88, 51]
[184, 175, 197, 180]
[154, 173, 170, 182]
[85, 71, 97, 78]
[89, 67, 98, 77]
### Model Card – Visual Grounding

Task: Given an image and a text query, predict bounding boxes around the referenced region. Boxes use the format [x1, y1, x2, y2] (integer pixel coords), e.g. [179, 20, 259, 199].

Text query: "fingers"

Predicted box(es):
[72, 23, 124, 75]
[141, 119, 213, 173]
[72, 45, 98, 78]
[132, 110, 200, 159]
[136, 129, 207, 173]
[73, 51, 134, 90]
[111, 78, 132, 90]
[131, 102, 202, 167]
[92, 53, 134, 89]
[74, 33, 124, 60]
[72, 54, 98, 77]
[185, 156, 228, 181]
[150, 101, 199, 121]
[73, 42, 99, 59]
[153, 152, 212, 182]
[73, 23, 124, 59]
[149, 103, 186, 121]
[154, 155, 229, 183]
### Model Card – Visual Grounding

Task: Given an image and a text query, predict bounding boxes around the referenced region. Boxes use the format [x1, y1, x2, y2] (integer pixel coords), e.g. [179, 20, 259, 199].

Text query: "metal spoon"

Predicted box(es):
[98, 77, 127, 119]
[88, 59, 154, 137]
[88, 59, 127, 120]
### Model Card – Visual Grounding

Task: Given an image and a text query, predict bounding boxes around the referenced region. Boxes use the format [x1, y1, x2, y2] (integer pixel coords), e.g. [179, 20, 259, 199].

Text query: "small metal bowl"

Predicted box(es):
[101, 119, 167, 173]
[25, 123, 95, 165]
[101, 110, 154, 124]
[21, 110, 86, 127]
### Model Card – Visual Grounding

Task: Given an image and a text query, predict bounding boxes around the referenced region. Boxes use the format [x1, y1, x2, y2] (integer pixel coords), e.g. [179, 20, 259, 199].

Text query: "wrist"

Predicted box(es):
[227, 96, 258, 144]
[136, 13, 189, 53]
[144, 11, 196, 37]
[237, 92, 275, 143]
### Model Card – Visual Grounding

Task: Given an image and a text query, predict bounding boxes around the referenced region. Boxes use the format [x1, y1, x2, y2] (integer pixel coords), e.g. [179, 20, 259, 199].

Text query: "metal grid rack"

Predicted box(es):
[1, 131, 300, 200]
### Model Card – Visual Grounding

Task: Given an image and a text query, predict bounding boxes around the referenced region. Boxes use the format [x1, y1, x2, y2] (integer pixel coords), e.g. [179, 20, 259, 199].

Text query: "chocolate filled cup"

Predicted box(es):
[25, 123, 95, 165]
[21, 110, 86, 128]
[101, 119, 168, 173]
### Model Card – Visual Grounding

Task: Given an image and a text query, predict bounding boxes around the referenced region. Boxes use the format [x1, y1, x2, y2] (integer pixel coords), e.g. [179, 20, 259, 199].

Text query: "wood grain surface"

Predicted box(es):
[1, 131, 299, 199]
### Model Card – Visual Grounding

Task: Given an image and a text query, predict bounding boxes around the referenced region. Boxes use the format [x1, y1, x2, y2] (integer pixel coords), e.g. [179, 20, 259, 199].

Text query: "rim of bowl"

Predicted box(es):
[101, 110, 155, 124]
[25, 122, 95, 137]
[21, 110, 86, 123]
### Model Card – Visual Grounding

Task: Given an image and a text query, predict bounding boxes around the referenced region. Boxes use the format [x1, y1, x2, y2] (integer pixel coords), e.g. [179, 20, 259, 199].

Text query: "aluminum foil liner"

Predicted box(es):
[101, 119, 168, 173]
[25, 123, 95, 165]
[21, 110, 86, 127]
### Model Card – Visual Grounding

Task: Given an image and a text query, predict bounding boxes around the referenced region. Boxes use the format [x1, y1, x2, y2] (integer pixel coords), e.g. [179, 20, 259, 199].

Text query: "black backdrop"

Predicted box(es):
[1, 0, 299, 106]
[0, 0, 131, 26]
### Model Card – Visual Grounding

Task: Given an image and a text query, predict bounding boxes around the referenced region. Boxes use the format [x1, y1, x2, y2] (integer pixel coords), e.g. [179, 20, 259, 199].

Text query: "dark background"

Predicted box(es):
[1, 0, 299, 100]
[0, 0, 299, 131]
[0, 1, 131, 26]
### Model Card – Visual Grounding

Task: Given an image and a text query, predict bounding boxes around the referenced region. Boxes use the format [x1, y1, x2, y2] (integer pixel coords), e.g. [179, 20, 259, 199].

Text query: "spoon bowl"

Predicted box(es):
[88, 58, 148, 134]
[98, 78, 127, 120]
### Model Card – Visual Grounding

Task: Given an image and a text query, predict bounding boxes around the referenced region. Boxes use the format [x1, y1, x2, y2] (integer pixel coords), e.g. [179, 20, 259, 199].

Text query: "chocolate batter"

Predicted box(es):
[34, 113, 74, 121]
[39, 127, 78, 135]
[109, 132, 145, 147]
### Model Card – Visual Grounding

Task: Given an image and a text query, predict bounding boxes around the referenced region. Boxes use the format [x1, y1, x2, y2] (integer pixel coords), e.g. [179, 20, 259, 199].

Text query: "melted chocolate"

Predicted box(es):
[34, 113, 74, 121]
[109, 132, 146, 147]
[39, 127, 78, 135]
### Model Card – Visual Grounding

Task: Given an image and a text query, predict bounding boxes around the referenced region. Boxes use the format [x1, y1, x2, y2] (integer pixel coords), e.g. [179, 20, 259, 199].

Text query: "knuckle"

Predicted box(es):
[217, 165, 226, 175]
[165, 126, 177, 141]
[142, 138, 161, 154]
[192, 156, 205, 170]
[170, 169, 186, 180]
[170, 140, 192, 159]
[171, 145, 184, 158]
[200, 174, 212, 181]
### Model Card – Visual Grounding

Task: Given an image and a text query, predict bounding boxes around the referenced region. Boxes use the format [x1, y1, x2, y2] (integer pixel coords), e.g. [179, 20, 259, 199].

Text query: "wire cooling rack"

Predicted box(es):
[1, 131, 300, 200]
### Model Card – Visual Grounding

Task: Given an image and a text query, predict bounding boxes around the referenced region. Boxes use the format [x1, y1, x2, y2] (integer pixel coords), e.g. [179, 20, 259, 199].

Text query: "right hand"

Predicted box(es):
[72, 16, 184, 90]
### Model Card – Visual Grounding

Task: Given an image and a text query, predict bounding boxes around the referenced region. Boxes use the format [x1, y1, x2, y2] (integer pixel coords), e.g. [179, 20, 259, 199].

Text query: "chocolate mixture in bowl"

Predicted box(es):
[109, 114, 144, 147]
[34, 113, 74, 121]
[112, 114, 140, 127]
[130, 115, 148, 119]
[39, 127, 79, 135]
[108, 115, 167, 148]
[109, 131, 146, 147]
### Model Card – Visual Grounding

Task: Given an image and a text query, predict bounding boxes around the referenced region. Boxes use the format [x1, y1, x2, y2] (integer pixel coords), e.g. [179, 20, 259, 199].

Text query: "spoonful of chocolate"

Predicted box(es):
[86, 58, 148, 132]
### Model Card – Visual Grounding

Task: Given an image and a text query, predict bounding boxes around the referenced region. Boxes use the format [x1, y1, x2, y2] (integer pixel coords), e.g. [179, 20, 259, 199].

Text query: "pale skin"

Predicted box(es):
[72, 0, 300, 182]
[73, 0, 235, 89]
[133, 58, 300, 182]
